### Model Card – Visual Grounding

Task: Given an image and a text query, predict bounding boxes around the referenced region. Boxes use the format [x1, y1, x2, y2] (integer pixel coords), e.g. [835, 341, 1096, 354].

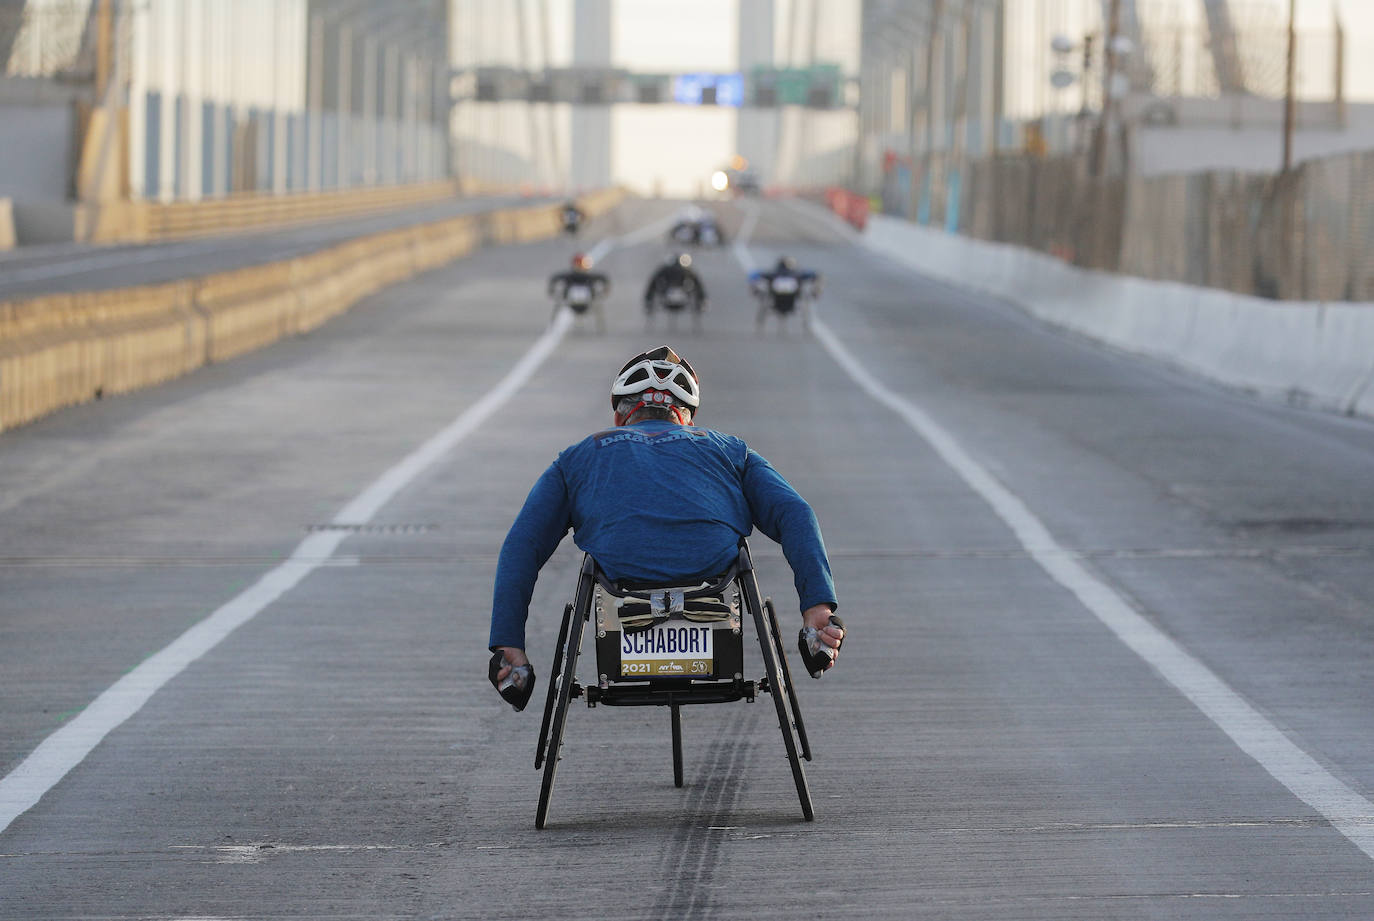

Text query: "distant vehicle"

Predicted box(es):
[711, 165, 760, 196]
[731, 171, 761, 195]
[667, 207, 726, 247]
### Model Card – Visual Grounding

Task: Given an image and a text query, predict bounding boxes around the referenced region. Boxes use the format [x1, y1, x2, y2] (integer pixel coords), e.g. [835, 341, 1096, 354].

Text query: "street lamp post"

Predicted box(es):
[1282, 0, 1297, 173]
[1092, 0, 1122, 177]
[1049, 31, 1100, 157]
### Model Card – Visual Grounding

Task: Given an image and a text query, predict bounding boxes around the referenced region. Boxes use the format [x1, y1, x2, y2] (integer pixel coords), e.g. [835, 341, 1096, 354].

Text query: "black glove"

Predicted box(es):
[488, 651, 536, 712]
[797, 614, 845, 679]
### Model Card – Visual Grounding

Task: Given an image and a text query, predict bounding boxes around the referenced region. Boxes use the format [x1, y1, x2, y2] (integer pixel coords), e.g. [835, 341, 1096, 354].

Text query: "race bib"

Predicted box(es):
[620, 622, 714, 677]
[566, 284, 591, 304]
[771, 276, 800, 294]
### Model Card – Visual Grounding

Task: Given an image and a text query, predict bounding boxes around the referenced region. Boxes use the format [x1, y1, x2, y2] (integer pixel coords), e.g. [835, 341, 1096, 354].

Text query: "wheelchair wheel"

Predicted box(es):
[535, 603, 573, 769]
[765, 598, 812, 761]
[739, 564, 814, 821]
[536, 575, 592, 829]
[671, 703, 684, 788]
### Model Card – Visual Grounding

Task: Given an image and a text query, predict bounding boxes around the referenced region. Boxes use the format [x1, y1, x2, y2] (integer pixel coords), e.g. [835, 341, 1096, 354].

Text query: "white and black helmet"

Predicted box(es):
[611, 345, 700, 419]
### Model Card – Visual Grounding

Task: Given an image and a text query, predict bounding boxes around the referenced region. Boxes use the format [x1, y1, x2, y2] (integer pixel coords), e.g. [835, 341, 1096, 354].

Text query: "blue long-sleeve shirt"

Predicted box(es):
[489, 419, 837, 650]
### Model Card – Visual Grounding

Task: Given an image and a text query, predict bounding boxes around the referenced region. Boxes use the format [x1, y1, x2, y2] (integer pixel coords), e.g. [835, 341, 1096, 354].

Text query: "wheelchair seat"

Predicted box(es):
[587, 562, 750, 708]
[534, 541, 815, 827]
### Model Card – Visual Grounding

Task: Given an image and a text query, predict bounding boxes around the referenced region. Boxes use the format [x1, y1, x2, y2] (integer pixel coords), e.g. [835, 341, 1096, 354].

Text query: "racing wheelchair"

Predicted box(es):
[533, 540, 814, 828]
[549, 280, 607, 333]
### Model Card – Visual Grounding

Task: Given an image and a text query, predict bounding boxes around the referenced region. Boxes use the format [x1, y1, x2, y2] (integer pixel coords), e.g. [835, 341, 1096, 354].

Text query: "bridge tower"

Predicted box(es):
[570, 0, 612, 190]
[737, 0, 780, 186]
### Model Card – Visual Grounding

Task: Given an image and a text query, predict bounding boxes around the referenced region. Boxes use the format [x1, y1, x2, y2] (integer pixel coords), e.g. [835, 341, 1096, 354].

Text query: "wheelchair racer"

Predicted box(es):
[489, 345, 845, 709]
[749, 255, 821, 328]
[643, 253, 708, 320]
[547, 253, 611, 329]
[560, 201, 585, 236]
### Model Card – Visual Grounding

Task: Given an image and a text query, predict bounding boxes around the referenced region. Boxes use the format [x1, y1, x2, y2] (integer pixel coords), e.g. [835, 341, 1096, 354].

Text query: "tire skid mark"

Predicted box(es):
[651, 708, 757, 921]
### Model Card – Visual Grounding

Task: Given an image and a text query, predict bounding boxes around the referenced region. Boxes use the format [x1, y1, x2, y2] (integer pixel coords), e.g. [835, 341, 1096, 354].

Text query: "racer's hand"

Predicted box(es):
[493, 646, 529, 684]
[801, 604, 844, 673]
[489, 646, 535, 711]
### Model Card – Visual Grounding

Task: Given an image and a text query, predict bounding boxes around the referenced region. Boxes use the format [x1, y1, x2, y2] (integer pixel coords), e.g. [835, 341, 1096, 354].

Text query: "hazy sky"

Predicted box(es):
[1302, 0, 1374, 99]
[612, 0, 739, 71]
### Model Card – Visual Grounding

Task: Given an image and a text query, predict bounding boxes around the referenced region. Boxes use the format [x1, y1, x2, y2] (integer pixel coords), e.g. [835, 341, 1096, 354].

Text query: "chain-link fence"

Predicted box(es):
[1, 0, 97, 80]
[1127, 1, 1340, 102]
[884, 147, 1374, 302]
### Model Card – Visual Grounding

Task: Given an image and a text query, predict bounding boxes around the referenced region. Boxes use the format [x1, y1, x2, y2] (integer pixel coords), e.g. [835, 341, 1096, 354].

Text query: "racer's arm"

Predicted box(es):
[690, 271, 709, 305]
[593, 272, 611, 296]
[547, 273, 564, 298]
[741, 450, 843, 667]
[741, 450, 836, 615]
[643, 270, 663, 307]
[489, 462, 574, 653]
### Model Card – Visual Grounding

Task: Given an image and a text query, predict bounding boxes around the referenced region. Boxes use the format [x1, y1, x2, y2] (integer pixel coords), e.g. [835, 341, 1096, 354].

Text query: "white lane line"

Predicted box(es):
[571, 212, 677, 270]
[731, 201, 760, 270]
[0, 311, 574, 837]
[732, 215, 1374, 863]
[591, 210, 681, 261]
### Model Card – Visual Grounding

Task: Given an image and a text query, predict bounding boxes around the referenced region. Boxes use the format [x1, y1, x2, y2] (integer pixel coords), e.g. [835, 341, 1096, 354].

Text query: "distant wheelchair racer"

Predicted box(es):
[749, 256, 821, 330]
[559, 201, 585, 236]
[547, 253, 610, 332]
[667, 206, 726, 247]
[643, 252, 708, 329]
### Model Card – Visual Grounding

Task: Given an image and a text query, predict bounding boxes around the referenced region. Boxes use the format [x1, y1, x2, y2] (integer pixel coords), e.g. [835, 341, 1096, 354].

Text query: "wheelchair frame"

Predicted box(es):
[533, 541, 814, 828]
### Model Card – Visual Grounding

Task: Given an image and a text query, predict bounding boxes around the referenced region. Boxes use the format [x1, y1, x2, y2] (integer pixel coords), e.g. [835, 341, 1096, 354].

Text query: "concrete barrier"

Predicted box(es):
[861, 213, 1374, 421]
[80, 180, 467, 244]
[0, 189, 628, 433]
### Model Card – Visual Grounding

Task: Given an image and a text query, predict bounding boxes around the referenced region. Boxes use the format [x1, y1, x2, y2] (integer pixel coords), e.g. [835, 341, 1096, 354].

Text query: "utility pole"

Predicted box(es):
[1092, 0, 1121, 177]
[1334, 13, 1346, 127]
[94, 0, 113, 98]
[1281, 0, 1297, 173]
[923, 0, 943, 157]
[309, 10, 324, 190]
[922, 0, 944, 219]
[992, 0, 1004, 155]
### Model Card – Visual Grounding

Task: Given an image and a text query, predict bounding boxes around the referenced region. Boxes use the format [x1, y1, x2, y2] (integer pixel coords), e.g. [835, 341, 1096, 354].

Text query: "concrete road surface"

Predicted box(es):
[2, 198, 1373, 919]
